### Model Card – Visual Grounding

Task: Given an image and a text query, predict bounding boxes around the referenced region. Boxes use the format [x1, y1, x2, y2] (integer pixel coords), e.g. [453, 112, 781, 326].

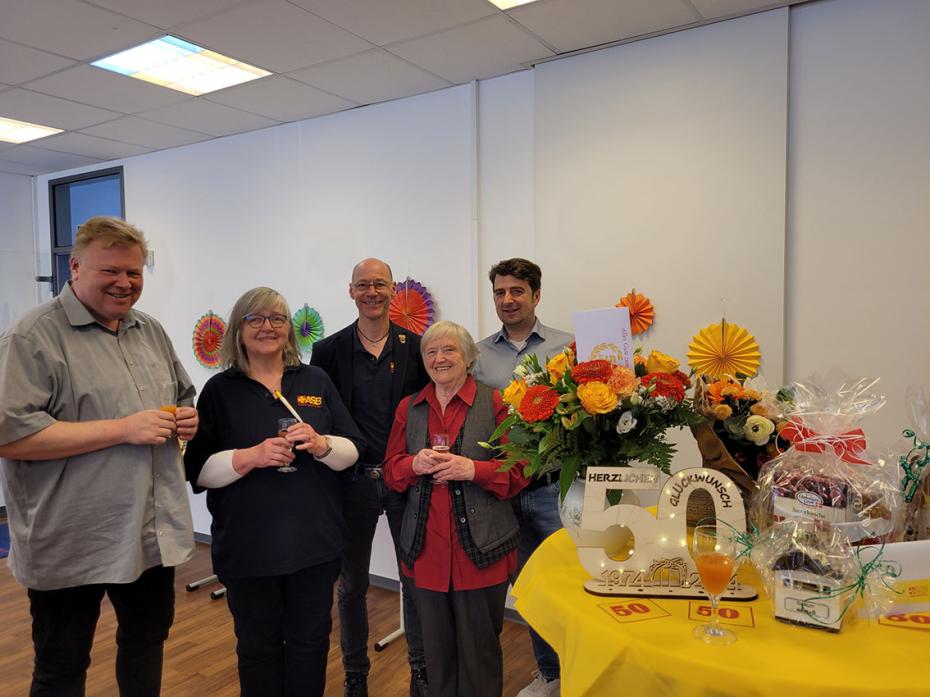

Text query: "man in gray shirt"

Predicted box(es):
[472, 258, 571, 697]
[0, 216, 198, 697]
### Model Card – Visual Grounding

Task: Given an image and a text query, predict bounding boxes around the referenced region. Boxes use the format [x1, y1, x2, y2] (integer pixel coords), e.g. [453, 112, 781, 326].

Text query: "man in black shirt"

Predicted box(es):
[310, 258, 429, 697]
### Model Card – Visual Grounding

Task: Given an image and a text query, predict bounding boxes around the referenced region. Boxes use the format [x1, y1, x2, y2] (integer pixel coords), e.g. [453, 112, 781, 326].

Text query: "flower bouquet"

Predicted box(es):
[483, 345, 704, 499]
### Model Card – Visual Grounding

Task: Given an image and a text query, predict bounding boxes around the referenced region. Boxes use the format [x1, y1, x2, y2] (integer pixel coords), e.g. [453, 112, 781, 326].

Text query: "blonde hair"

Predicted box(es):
[72, 216, 148, 261]
[421, 320, 479, 371]
[220, 287, 301, 373]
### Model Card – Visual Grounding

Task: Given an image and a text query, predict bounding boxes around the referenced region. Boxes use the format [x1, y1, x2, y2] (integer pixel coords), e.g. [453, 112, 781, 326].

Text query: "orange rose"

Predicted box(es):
[606, 366, 639, 399]
[546, 352, 571, 384]
[577, 381, 618, 415]
[502, 379, 528, 409]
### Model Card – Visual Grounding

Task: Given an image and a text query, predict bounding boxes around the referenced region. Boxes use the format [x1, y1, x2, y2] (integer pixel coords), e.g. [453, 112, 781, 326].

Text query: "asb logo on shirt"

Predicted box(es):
[296, 395, 323, 407]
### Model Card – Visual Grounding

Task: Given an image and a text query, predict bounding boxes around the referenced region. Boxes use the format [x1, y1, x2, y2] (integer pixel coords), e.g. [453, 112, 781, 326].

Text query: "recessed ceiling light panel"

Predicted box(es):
[490, 0, 540, 9]
[93, 36, 270, 96]
[0, 116, 63, 144]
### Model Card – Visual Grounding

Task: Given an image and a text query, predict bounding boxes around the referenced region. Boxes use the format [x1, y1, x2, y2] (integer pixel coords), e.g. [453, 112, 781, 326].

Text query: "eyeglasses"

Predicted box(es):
[244, 313, 289, 329]
[352, 280, 391, 292]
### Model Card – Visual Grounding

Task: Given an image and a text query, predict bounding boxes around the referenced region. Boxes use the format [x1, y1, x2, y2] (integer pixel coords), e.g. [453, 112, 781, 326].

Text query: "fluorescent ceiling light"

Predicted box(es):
[489, 0, 539, 9]
[0, 116, 63, 144]
[93, 36, 270, 96]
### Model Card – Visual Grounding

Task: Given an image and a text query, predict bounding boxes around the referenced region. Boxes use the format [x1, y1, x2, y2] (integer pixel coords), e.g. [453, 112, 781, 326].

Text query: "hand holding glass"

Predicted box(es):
[692, 524, 737, 645]
[276, 418, 298, 473]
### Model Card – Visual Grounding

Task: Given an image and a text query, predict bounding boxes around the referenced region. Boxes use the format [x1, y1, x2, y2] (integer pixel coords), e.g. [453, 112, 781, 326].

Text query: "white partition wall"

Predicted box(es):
[786, 0, 930, 443]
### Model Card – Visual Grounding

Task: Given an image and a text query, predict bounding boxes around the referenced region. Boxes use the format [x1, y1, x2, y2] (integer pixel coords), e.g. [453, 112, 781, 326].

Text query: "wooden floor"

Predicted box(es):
[0, 540, 537, 696]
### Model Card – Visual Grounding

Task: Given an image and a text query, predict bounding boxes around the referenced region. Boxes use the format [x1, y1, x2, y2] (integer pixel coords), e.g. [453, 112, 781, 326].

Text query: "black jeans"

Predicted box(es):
[221, 558, 341, 697]
[27, 565, 175, 697]
[339, 472, 425, 675]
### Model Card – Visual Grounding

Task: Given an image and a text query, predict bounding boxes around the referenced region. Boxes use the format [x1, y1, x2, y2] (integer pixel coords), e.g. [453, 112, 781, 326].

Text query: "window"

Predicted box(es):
[48, 167, 124, 295]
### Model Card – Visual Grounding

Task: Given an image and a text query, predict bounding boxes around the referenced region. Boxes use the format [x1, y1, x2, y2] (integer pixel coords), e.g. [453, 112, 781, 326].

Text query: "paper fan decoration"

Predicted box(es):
[687, 319, 761, 378]
[616, 290, 655, 335]
[293, 304, 324, 353]
[192, 311, 226, 369]
[389, 279, 435, 335]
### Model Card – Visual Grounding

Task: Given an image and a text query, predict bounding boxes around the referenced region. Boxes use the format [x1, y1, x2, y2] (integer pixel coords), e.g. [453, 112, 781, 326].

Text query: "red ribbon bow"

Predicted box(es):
[781, 418, 869, 464]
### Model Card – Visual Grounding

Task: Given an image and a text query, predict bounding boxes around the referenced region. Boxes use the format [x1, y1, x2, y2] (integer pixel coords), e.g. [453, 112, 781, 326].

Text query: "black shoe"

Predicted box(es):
[410, 666, 429, 697]
[344, 672, 368, 697]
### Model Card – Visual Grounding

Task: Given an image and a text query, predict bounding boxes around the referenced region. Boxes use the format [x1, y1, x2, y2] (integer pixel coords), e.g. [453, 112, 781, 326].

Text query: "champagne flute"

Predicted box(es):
[431, 433, 450, 485]
[692, 524, 737, 645]
[276, 417, 298, 473]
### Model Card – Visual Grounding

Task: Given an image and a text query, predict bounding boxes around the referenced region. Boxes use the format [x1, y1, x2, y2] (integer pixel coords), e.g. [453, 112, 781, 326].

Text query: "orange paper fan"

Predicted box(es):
[687, 320, 761, 379]
[616, 291, 654, 335]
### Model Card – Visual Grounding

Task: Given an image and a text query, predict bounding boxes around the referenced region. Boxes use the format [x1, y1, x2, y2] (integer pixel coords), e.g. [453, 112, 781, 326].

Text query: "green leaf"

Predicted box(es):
[485, 413, 518, 444]
[538, 427, 560, 455]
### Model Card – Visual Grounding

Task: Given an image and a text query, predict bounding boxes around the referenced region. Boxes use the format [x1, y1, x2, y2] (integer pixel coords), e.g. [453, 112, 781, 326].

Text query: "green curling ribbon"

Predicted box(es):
[693, 517, 759, 562]
[899, 429, 930, 504]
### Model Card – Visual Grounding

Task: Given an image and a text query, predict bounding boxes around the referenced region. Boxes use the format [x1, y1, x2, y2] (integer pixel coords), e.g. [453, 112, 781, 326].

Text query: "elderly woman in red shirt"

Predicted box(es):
[384, 320, 528, 697]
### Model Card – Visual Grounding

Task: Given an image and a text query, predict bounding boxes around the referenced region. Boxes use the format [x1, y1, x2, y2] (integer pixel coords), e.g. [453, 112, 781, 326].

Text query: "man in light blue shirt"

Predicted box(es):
[472, 258, 571, 697]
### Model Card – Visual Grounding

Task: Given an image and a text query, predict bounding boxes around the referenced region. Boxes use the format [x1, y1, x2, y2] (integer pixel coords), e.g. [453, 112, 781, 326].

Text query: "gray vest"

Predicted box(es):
[399, 383, 520, 567]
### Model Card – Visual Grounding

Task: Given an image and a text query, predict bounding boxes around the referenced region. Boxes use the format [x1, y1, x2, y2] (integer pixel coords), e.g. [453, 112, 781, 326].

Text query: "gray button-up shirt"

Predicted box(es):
[472, 319, 573, 390]
[0, 283, 195, 590]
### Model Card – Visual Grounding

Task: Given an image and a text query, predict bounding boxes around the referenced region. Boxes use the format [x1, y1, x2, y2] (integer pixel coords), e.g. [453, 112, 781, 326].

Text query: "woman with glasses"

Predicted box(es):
[383, 321, 528, 697]
[184, 286, 365, 697]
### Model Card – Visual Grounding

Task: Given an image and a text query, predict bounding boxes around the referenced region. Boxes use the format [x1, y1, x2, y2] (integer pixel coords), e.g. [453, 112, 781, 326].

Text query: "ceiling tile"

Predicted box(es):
[25, 65, 190, 114]
[0, 88, 122, 130]
[138, 99, 281, 137]
[689, 0, 791, 20]
[0, 159, 50, 175]
[206, 76, 356, 122]
[289, 49, 450, 105]
[0, 144, 101, 171]
[389, 15, 554, 84]
[176, 0, 374, 73]
[37, 132, 153, 159]
[80, 117, 212, 149]
[82, 0, 253, 30]
[508, 0, 698, 54]
[0, 39, 76, 85]
[290, 0, 497, 46]
[0, 0, 159, 61]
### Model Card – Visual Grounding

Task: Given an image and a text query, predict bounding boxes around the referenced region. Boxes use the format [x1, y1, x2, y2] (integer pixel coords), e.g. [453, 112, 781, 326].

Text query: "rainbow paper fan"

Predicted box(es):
[687, 319, 761, 379]
[389, 279, 435, 335]
[616, 290, 655, 335]
[192, 311, 226, 369]
[293, 304, 324, 353]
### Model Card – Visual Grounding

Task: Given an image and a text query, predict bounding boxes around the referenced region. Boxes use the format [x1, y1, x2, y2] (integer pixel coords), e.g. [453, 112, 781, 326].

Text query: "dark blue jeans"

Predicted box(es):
[513, 481, 562, 680]
[27, 565, 175, 697]
[221, 558, 341, 697]
[339, 472, 425, 675]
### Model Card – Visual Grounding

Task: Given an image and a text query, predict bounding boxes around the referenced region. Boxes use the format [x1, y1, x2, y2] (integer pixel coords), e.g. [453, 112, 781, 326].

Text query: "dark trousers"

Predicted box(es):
[220, 558, 341, 697]
[339, 473, 425, 674]
[27, 564, 175, 697]
[411, 581, 508, 697]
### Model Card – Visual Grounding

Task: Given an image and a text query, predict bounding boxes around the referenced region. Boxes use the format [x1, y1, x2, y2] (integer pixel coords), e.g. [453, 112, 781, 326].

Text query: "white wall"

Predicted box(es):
[786, 0, 930, 446]
[11, 0, 930, 574]
[0, 171, 40, 508]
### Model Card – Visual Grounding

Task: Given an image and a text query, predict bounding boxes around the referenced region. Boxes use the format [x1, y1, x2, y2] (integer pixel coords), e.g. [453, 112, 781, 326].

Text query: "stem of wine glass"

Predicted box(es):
[708, 592, 723, 635]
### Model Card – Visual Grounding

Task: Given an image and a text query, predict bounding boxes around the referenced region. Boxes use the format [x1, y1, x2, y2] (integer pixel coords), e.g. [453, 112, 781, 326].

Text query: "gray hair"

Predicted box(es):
[220, 287, 301, 373]
[420, 320, 479, 371]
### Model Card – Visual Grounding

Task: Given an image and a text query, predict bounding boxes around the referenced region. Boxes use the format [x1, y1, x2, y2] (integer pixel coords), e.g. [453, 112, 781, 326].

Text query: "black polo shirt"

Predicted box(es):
[185, 364, 366, 579]
[351, 328, 394, 464]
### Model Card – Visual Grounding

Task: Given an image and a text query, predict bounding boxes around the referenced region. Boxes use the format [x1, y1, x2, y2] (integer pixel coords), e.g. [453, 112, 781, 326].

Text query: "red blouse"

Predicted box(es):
[383, 375, 527, 592]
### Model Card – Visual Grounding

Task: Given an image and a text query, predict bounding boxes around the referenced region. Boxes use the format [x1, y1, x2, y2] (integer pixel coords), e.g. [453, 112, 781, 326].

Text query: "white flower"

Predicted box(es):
[616, 411, 637, 434]
[743, 415, 775, 446]
[629, 392, 643, 406]
[656, 395, 673, 412]
[513, 363, 528, 378]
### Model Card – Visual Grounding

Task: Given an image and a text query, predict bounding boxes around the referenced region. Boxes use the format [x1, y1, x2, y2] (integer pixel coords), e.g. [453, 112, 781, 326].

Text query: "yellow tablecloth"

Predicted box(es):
[511, 529, 927, 697]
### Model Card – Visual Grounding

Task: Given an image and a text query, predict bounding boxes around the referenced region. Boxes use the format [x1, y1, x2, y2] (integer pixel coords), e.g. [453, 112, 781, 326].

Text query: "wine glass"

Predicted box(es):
[430, 433, 450, 485]
[691, 524, 737, 645]
[276, 417, 298, 473]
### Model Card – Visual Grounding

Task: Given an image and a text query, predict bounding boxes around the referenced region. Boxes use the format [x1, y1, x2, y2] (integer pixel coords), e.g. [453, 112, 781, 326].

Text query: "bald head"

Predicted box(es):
[352, 258, 393, 283]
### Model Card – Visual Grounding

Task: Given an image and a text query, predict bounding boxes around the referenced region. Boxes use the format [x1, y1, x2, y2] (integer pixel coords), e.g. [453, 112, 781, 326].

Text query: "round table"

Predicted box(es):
[511, 529, 925, 697]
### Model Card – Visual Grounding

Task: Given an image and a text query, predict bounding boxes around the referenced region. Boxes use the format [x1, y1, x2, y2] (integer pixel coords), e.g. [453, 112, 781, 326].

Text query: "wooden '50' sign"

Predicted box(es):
[576, 467, 753, 598]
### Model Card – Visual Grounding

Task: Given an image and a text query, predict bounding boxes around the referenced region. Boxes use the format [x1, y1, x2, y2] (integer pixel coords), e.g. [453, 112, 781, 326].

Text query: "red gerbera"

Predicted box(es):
[519, 385, 560, 423]
[571, 360, 612, 385]
[640, 371, 689, 403]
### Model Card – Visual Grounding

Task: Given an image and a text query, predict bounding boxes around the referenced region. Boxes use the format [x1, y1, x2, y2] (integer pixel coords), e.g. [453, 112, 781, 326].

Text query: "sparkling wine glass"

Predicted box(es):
[692, 524, 737, 645]
[276, 417, 298, 473]
[431, 433, 450, 485]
